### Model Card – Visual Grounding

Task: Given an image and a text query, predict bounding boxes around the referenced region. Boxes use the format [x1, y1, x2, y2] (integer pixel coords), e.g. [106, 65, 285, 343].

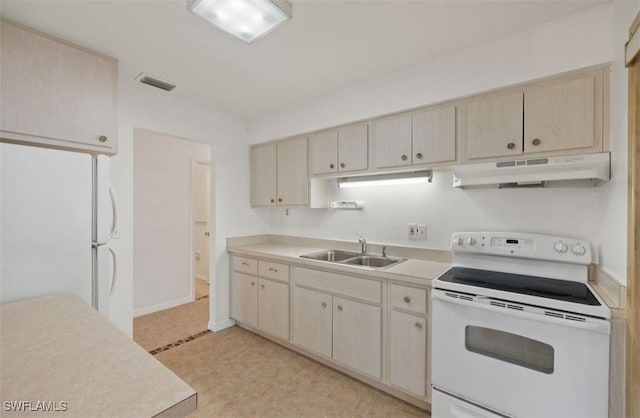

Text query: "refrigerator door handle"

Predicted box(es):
[108, 246, 117, 294]
[109, 183, 119, 238]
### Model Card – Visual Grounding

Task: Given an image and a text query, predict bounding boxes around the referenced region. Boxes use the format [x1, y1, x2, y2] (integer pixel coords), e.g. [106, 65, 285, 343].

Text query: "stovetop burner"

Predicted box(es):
[438, 267, 601, 306]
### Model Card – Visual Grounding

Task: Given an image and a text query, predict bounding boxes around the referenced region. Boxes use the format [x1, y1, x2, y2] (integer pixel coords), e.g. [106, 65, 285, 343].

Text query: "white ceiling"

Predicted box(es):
[1, 1, 604, 117]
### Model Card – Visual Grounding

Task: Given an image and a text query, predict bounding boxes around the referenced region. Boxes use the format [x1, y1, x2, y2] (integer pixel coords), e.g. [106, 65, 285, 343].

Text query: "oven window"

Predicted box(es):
[465, 326, 554, 374]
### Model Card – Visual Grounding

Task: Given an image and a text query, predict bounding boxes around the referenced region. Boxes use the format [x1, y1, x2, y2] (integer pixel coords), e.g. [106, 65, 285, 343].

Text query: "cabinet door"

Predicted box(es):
[293, 287, 332, 358]
[309, 130, 338, 175]
[524, 76, 595, 153]
[277, 137, 309, 206]
[338, 124, 368, 172]
[412, 106, 456, 164]
[251, 144, 277, 207]
[466, 92, 523, 160]
[1, 21, 117, 154]
[258, 278, 289, 340]
[373, 114, 412, 169]
[390, 311, 426, 398]
[333, 297, 382, 379]
[231, 273, 258, 328]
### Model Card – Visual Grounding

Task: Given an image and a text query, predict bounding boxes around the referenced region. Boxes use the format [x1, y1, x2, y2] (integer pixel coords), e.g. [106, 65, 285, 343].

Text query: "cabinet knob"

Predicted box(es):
[242, 262, 250, 266]
[270, 198, 275, 203]
[251, 282, 255, 287]
[507, 142, 516, 150]
[278, 198, 283, 203]
[98, 135, 108, 143]
[329, 163, 335, 169]
[340, 163, 346, 168]
[532, 138, 541, 146]
[337, 305, 343, 311]
[416, 153, 423, 160]
[403, 296, 411, 304]
[401, 154, 408, 161]
[321, 301, 327, 309]
[415, 322, 423, 330]
[260, 284, 265, 289]
[268, 267, 278, 272]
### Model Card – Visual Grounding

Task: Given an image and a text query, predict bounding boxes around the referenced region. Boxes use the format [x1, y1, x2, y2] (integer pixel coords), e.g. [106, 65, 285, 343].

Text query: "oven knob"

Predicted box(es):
[465, 236, 476, 245]
[554, 241, 568, 253]
[452, 235, 463, 246]
[571, 244, 587, 256]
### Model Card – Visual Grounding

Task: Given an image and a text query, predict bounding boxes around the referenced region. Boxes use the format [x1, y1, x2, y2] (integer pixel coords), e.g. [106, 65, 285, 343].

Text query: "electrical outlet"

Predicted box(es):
[408, 223, 417, 239]
[417, 224, 427, 240]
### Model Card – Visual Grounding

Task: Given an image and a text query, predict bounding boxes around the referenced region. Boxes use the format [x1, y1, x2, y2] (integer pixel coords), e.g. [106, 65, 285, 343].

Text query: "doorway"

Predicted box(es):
[131, 128, 213, 353]
[192, 161, 211, 302]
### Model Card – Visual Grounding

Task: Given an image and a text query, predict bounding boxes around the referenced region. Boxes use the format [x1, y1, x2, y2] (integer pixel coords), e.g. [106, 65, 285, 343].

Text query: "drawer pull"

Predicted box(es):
[268, 267, 278, 272]
[260, 284, 265, 289]
[251, 282, 255, 287]
[98, 135, 108, 143]
[321, 302, 327, 309]
[532, 138, 541, 146]
[415, 322, 422, 330]
[330, 163, 335, 169]
[337, 305, 343, 311]
[401, 154, 408, 161]
[340, 162, 346, 168]
[507, 142, 515, 150]
[241, 262, 250, 267]
[416, 152, 423, 160]
[403, 296, 411, 304]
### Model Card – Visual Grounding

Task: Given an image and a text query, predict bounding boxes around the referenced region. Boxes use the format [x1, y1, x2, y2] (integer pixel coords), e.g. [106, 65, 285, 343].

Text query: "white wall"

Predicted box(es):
[132, 129, 210, 316]
[109, 77, 268, 336]
[248, 3, 633, 284]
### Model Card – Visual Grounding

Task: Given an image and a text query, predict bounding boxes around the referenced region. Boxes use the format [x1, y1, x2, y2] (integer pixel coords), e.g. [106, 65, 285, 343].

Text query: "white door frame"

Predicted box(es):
[190, 159, 211, 302]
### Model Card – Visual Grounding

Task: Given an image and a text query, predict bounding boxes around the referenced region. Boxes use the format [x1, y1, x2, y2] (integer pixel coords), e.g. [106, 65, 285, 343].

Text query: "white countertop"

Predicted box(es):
[0, 294, 197, 418]
[228, 242, 451, 285]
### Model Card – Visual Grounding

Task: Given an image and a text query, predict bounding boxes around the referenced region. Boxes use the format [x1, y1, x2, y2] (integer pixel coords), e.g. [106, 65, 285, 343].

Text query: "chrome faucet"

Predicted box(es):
[357, 234, 367, 255]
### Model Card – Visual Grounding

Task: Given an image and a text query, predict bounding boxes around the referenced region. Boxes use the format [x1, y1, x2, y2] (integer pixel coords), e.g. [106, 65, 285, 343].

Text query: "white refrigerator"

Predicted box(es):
[0, 142, 117, 316]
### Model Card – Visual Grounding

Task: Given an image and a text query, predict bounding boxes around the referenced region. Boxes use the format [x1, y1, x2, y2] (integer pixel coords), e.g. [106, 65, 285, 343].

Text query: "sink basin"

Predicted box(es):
[343, 255, 404, 269]
[300, 250, 359, 262]
[300, 250, 405, 270]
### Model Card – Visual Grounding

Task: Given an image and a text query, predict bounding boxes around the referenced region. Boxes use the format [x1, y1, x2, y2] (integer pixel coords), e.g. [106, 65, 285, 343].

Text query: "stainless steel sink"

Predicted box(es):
[300, 250, 359, 262]
[299, 250, 405, 270]
[342, 255, 403, 268]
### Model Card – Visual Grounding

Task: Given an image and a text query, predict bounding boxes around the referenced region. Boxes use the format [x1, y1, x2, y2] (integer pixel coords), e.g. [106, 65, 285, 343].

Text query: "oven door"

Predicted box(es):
[431, 289, 610, 418]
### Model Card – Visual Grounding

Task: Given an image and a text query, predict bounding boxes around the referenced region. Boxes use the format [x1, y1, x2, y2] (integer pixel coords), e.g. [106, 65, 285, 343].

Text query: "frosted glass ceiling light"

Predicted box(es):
[188, 0, 292, 44]
[337, 171, 433, 188]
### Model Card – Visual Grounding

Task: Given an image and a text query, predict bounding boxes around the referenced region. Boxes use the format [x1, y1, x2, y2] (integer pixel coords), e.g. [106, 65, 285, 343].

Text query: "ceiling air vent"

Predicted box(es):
[135, 72, 176, 92]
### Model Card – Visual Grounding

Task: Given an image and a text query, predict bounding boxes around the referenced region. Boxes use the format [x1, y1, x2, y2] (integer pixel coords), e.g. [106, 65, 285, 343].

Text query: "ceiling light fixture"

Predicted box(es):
[188, 0, 292, 44]
[337, 171, 434, 189]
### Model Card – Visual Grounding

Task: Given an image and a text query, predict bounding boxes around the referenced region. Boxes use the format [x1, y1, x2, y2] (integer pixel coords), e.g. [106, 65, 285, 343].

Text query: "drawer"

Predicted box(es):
[258, 260, 289, 283]
[233, 256, 257, 275]
[294, 267, 381, 304]
[390, 284, 427, 315]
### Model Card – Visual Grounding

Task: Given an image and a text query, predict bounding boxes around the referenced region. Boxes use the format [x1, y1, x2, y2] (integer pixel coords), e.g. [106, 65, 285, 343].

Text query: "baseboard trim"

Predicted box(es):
[134, 296, 193, 318]
[209, 319, 235, 332]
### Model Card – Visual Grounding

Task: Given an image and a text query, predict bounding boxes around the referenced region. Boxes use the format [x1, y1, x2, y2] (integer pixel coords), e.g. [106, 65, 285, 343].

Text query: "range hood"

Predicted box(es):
[453, 153, 610, 189]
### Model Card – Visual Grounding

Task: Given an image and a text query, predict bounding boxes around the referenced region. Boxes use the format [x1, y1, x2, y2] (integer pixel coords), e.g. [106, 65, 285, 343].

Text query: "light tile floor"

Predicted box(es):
[134, 277, 429, 417]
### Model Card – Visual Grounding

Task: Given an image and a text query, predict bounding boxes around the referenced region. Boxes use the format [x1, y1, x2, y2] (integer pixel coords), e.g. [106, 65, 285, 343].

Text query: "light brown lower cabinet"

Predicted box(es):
[293, 286, 382, 380]
[390, 311, 426, 398]
[293, 286, 332, 358]
[231, 273, 258, 328]
[258, 278, 289, 341]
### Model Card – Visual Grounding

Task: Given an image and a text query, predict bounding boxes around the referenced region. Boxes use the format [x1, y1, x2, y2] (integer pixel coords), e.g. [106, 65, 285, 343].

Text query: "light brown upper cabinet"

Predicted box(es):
[524, 76, 595, 153]
[0, 20, 118, 154]
[465, 92, 524, 160]
[374, 106, 456, 169]
[465, 68, 605, 161]
[309, 124, 368, 175]
[251, 136, 309, 207]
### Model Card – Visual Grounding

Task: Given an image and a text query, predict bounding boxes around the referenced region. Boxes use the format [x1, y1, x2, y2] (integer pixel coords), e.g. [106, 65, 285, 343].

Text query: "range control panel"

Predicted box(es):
[451, 232, 592, 265]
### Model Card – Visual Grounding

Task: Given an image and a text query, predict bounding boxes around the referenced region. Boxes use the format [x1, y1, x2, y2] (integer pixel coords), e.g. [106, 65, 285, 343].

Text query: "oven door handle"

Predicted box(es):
[432, 290, 610, 334]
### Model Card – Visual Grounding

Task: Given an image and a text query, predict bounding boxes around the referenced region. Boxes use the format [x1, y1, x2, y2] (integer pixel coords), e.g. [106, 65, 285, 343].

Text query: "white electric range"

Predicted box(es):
[431, 232, 610, 418]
